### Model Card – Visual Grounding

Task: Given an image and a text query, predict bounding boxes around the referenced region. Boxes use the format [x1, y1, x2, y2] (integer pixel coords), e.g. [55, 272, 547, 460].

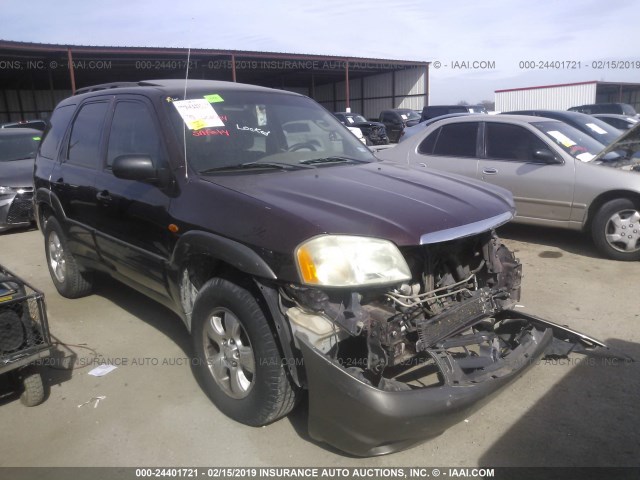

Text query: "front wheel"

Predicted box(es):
[591, 198, 640, 261]
[191, 278, 299, 426]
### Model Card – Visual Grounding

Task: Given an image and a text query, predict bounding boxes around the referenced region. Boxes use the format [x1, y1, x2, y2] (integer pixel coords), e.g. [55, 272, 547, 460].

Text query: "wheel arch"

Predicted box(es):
[583, 190, 640, 230]
[169, 231, 303, 387]
[34, 188, 67, 232]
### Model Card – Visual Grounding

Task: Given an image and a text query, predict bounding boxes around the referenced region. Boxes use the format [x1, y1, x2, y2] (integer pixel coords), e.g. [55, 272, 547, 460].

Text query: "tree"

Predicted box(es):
[480, 100, 495, 111]
[457, 100, 470, 106]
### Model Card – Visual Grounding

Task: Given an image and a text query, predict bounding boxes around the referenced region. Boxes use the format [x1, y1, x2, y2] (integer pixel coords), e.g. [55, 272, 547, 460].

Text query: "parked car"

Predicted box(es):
[333, 112, 389, 145]
[345, 125, 367, 144]
[34, 80, 608, 456]
[503, 110, 622, 145]
[0, 128, 41, 232]
[377, 115, 640, 261]
[594, 114, 639, 130]
[399, 112, 478, 143]
[1, 120, 47, 132]
[569, 102, 638, 117]
[378, 109, 420, 142]
[420, 104, 487, 122]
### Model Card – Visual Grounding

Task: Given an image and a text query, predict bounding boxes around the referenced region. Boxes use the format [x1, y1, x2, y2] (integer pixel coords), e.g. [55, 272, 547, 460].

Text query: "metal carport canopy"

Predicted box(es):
[0, 40, 430, 111]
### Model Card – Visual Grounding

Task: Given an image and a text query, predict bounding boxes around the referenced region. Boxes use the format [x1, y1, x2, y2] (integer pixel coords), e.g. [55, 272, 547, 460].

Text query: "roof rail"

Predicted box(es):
[74, 82, 140, 95]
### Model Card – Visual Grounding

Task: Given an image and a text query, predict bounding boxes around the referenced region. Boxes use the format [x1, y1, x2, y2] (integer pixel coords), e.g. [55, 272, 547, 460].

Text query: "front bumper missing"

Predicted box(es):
[297, 325, 553, 457]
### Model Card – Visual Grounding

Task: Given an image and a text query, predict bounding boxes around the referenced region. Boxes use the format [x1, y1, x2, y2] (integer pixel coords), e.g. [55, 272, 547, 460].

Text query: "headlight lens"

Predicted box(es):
[0, 186, 16, 195]
[295, 235, 411, 287]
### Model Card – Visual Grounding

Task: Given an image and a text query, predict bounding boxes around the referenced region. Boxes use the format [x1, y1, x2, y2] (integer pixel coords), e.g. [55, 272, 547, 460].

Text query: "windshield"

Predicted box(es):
[402, 110, 421, 121]
[344, 114, 367, 124]
[0, 133, 41, 162]
[532, 121, 607, 162]
[167, 91, 375, 173]
[574, 117, 621, 145]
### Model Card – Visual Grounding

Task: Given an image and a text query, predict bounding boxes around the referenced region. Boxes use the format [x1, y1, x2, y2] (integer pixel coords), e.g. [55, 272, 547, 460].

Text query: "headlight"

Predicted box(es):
[0, 186, 17, 195]
[295, 235, 411, 287]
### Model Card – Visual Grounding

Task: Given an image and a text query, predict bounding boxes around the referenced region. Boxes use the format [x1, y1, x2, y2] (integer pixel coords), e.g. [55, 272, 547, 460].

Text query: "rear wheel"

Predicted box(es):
[44, 217, 94, 298]
[191, 278, 298, 426]
[591, 198, 640, 261]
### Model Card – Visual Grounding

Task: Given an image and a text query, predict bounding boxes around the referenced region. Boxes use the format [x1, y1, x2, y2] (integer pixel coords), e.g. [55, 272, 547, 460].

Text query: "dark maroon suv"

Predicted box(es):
[33, 80, 607, 456]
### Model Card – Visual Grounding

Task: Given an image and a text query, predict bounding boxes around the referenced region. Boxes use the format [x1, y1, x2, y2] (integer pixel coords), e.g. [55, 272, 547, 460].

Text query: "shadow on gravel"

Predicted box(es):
[479, 339, 640, 468]
[92, 274, 191, 356]
[497, 224, 601, 259]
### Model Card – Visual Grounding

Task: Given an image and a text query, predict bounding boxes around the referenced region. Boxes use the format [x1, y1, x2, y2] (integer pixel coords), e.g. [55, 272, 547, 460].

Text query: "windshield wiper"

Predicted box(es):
[200, 162, 304, 174]
[299, 156, 367, 166]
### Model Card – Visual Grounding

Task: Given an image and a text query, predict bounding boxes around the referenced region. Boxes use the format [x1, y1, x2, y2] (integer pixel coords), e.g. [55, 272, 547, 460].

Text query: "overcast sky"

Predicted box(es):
[2, 0, 639, 103]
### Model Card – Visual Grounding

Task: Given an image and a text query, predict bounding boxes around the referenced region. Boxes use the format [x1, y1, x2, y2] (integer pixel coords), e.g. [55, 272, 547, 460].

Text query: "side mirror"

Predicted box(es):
[532, 149, 559, 164]
[112, 155, 159, 182]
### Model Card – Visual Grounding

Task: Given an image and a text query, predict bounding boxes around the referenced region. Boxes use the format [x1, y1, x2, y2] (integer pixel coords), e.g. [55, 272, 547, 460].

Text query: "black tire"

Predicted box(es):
[44, 217, 94, 298]
[191, 278, 298, 426]
[591, 198, 640, 261]
[20, 367, 45, 406]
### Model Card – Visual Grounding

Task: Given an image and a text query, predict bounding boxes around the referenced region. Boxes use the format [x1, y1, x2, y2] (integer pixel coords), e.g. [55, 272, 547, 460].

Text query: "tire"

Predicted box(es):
[191, 278, 298, 426]
[44, 217, 94, 298]
[591, 198, 640, 261]
[20, 367, 45, 406]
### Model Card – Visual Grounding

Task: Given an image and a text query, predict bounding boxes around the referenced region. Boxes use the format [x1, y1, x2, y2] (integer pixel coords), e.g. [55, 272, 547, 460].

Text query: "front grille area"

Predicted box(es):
[6, 192, 34, 225]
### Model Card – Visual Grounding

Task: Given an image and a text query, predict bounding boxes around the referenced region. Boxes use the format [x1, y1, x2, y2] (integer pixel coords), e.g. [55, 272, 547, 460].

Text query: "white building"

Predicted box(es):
[495, 81, 640, 112]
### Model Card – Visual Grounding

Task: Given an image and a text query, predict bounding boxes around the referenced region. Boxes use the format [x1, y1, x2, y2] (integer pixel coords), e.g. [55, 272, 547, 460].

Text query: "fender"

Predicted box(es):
[169, 230, 277, 280]
[34, 188, 67, 230]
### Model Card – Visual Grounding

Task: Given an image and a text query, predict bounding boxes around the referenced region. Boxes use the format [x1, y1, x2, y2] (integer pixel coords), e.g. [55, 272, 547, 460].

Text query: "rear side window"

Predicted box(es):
[67, 102, 109, 168]
[106, 101, 165, 168]
[421, 122, 478, 157]
[39, 104, 75, 159]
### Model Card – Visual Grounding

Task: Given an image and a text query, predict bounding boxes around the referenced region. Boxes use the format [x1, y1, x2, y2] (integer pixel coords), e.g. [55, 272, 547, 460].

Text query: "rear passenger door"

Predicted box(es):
[415, 121, 480, 178]
[52, 100, 110, 261]
[93, 96, 174, 297]
[478, 121, 575, 222]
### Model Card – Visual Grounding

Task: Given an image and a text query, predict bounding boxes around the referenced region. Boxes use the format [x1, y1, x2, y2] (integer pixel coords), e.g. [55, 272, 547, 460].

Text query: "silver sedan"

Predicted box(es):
[377, 114, 640, 261]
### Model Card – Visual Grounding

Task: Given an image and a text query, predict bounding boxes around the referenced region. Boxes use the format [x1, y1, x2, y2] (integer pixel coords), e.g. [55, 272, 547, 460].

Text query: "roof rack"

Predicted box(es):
[74, 82, 140, 95]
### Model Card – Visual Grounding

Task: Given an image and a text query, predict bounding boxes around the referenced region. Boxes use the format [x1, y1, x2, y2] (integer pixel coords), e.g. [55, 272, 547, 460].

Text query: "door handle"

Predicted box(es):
[96, 190, 112, 202]
[419, 162, 427, 168]
[482, 167, 498, 175]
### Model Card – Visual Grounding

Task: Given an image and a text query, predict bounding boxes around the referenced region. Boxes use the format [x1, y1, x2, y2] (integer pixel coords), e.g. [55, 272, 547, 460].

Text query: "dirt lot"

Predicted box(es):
[0, 224, 638, 467]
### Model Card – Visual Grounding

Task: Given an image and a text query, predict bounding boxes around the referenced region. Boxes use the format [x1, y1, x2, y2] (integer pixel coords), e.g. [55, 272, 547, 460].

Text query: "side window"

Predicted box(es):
[431, 122, 478, 157]
[106, 101, 165, 169]
[418, 127, 440, 154]
[486, 123, 550, 162]
[67, 102, 109, 168]
[39, 104, 75, 159]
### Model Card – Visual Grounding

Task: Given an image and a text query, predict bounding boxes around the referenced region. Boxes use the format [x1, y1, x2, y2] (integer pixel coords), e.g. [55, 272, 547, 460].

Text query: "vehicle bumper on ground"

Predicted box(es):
[297, 326, 553, 457]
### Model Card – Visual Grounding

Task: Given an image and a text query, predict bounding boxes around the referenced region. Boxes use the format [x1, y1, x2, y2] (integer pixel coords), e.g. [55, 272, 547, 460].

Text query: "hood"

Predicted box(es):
[204, 161, 515, 249]
[353, 121, 385, 129]
[591, 121, 640, 171]
[0, 159, 35, 188]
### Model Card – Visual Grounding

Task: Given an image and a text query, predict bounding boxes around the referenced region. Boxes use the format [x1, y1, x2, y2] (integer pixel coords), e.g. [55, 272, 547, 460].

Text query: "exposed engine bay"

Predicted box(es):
[283, 231, 609, 392]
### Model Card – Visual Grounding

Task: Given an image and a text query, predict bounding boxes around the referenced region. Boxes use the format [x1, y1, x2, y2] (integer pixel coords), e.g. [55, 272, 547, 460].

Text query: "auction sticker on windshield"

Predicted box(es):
[547, 130, 576, 148]
[173, 99, 225, 130]
[586, 123, 608, 135]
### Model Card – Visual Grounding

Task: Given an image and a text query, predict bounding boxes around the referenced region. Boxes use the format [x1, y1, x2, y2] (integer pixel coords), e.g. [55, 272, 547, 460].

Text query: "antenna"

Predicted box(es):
[183, 46, 192, 181]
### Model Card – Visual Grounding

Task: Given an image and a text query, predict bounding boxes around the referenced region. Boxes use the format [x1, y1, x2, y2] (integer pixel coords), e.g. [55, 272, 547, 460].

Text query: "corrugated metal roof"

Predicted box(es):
[0, 39, 429, 66]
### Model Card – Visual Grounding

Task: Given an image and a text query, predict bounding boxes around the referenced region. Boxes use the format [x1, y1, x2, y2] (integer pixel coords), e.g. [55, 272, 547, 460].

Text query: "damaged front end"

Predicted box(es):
[281, 230, 609, 456]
